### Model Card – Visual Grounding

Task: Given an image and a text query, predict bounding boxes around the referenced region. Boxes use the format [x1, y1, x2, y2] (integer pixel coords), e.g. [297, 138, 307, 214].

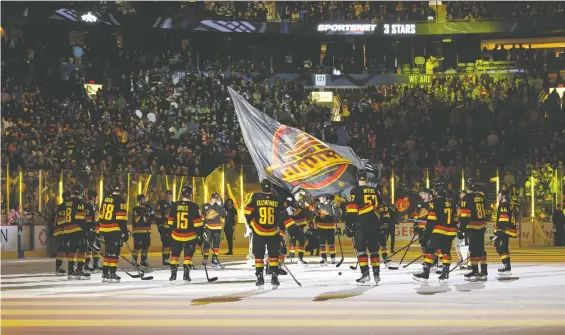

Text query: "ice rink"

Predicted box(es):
[2, 254, 565, 335]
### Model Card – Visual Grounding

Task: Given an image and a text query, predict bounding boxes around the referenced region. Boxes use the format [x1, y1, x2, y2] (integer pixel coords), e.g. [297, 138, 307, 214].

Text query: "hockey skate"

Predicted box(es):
[478, 264, 488, 281]
[211, 257, 220, 269]
[140, 262, 153, 273]
[67, 269, 77, 280]
[372, 269, 381, 286]
[436, 263, 443, 275]
[55, 267, 67, 277]
[201, 257, 209, 266]
[330, 257, 336, 265]
[497, 264, 512, 276]
[320, 258, 328, 267]
[298, 257, 308, 266]
[271, 274, 280, 290]
[255, 273, 265, 289]
[101, 268, 109, 283]
[464, 266, 480, 282]
[169, 266, 177, 284]
[278, 267, 288, 276]
[108, 273, 121, 283]
[288, 254, 296, 264]
[183, 265, 191, 284]
[162, 259, 171, 269]
[413, 265, 430, 284]
[76, 268, 91, 280]
[438, 266, 449, 284]
[356, 270, 371, 285]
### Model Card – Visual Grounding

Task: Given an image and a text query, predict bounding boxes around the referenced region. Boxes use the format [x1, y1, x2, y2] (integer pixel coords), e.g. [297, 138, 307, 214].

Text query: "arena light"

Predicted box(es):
[19, 171, 23, 212]
[81, 12, 97, 23]
[99, 176, 104, 207]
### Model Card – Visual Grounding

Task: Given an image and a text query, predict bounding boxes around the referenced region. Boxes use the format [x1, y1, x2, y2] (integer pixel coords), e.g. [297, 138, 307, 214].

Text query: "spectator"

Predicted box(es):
[73, 43, 84, 68]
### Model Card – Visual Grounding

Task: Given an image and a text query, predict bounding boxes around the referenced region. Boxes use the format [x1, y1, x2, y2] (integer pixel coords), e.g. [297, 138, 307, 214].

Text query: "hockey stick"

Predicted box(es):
[280, 261, 302, 287]
[200, 241, 218, 282]
[349, 237, 359, 270]
[388, 234, 418, 270]
[125, 241, 154, 280]
[449, 236, 497, 274]
[386, 235, 420, 262]
[97, 239, 153, 280]
[87, 244, 150, 280]
[403, 253, 424, 268]
[335, 232, 345, 268]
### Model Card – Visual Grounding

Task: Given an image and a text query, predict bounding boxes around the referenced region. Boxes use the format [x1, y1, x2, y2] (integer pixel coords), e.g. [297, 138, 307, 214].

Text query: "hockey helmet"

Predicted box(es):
[62, 191, 72, 201]
[181, 186, 193, 198]
[72, 184, 84, 196]
[112, 180, 122, 193]
[137, 194, 146, 203]
[466, 178, 476, 191]
[260, 179, 272, 193]
[356, 169, 368, 181]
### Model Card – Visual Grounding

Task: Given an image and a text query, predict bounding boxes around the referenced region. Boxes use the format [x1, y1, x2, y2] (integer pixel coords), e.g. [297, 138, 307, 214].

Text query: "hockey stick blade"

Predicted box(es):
[387, 266, 399, 270]
[141, 275, 154, 280]
[336, 258, 345, 268]
[208, 277, 218, 282]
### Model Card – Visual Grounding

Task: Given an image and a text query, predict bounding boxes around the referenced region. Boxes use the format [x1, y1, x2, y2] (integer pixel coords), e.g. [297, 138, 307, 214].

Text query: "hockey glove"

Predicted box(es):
[121, 230, 130, 243]
[345, 224, 355, 238]
[457, 230, 465, 240]
[495, 230, 506, 239]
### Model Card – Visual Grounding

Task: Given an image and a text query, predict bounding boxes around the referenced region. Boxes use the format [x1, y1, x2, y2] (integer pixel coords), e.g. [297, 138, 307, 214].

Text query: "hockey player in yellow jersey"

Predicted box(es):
[52, 191, 71, 276]
[345, 169, 383, 285]
[99, 181, 129, 283]
[64, 184, 91, 280]
[494, 189, 518, 276]
[413, 184, 455, 283]
[314, 195, 341, 266]
[460, 178, 489, 281]
[244, 180, 300, 289]
[167, 186, 202, 284]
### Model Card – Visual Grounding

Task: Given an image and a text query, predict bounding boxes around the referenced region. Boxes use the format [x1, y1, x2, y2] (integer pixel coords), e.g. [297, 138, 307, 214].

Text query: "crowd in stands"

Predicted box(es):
[2, 30, 564, 219]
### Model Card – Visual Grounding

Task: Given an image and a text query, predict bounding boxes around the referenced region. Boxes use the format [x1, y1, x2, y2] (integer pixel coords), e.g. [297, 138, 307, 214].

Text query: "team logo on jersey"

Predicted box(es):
[266, 126, 352, 190]
[395, 197, 411, 213]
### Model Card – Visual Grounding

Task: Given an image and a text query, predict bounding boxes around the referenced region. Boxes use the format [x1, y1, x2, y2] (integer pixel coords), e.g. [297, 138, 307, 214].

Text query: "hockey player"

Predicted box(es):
[413, 203, 429, 254]
[460, 178, 488, 281]
[287, 188, 313, 265]
[314, 195, 341, 266]
[345, 169, 383, 285]
[244, 179, 300, 289]
[53, 191, 71, 276]
[99, 181, 129, 283]
[155, 190, 173, 267]
[84, 190, 101, 272]
[413, 185, 455, 283]
[167, 186, 202, 284]
[64, 184, 91, 280]
[377, 201, 391, 268]
[201, 193, 226, 267]
[132, 194, 155, 271]
[494, 189, 518, 276]
[455, 191, 470, 270]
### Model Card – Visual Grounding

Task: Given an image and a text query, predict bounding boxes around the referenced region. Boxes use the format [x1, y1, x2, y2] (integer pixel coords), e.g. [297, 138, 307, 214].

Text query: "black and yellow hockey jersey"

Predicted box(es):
[84, 202, 99, 232]
[314, 202, 340, 230]
[64, 197, 87, 234]
[413, 203, 428, 230]
[99, 194, 128, 233]
[155, 200, 172, 229]
[132, 204, 154, 235]
[495, 202, 518, 238]
[244, 192, 295, 236]
[460, 191, 487, 230]
[167, 200, 202, 242]
[53, 202, 67, 236]
[427, 197, 456, 236]
[202, 203, 226, 231]
[345, 185, 380, 225]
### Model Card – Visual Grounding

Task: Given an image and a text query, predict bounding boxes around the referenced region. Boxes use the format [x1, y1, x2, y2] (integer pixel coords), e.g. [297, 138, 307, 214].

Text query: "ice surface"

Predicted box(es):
[2, 258, 565, 335]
